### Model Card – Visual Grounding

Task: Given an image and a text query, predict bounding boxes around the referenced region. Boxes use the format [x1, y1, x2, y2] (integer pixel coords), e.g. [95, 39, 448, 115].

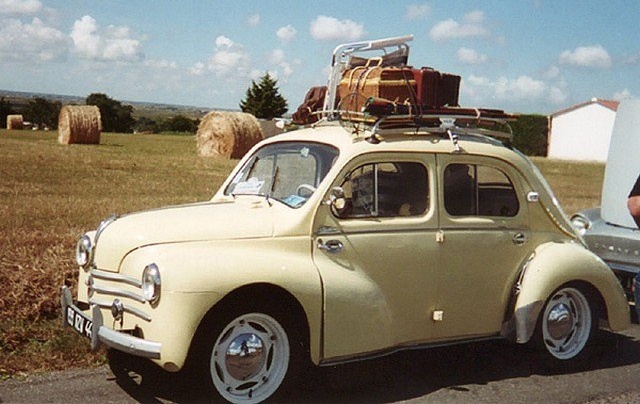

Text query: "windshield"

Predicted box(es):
[224, 142, 339, 208]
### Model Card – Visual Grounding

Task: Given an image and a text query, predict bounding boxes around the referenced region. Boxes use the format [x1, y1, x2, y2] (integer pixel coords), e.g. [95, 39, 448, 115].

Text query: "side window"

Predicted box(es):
[337, 162, 428, 218]
[444, 163, 519, 217]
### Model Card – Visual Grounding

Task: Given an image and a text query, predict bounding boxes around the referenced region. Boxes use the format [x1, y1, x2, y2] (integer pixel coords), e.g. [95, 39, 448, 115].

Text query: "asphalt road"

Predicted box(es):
[2, 325, 640, 403]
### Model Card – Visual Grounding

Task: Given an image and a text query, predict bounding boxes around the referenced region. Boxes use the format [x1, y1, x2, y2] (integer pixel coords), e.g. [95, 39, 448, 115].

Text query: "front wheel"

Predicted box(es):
[537, 286, 595, 361]
[208, 311, 297, 403]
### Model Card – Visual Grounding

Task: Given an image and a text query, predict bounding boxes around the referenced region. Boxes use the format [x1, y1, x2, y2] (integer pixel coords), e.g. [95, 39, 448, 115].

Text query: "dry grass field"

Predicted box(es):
[0, 129, 604, 378]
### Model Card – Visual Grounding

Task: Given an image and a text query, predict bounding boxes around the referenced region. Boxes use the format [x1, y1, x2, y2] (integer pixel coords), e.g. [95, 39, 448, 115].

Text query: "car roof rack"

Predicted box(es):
[310, 34, 515, 147]
[321, 34, 414, 119]
[358, 107, 515, 147]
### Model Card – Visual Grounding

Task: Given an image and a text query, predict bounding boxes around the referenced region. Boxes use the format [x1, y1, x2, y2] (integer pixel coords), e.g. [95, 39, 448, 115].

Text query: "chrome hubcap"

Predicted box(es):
[211, 313, 290, 403]
[541, 287, 591, 360]
[546, 302, 573, 340]
[225, 332, 266, 381]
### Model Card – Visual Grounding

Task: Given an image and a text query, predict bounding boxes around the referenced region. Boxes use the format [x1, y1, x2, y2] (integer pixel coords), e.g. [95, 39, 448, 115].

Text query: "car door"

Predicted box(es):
[430, 154, 531, 340]
[312, 153, 440, 360]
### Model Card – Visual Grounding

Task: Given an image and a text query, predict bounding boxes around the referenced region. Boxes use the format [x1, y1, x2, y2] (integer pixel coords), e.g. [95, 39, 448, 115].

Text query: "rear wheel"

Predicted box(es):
[537, 286, 595, 361]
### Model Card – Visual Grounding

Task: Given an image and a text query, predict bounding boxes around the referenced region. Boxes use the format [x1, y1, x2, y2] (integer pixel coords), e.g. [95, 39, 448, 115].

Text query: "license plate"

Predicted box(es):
[66, 304, 93, 339]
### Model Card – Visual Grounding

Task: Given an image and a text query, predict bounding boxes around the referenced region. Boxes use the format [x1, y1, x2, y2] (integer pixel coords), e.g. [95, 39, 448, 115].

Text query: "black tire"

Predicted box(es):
[191, 301, 309, 403]
[532, 285, 597, 365]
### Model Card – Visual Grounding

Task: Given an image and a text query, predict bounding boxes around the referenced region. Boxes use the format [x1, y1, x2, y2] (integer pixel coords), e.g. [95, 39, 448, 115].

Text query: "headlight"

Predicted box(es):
[571, 214, 591, 236]
[75, 235, 93, 269]
[142, 263, 161, 304]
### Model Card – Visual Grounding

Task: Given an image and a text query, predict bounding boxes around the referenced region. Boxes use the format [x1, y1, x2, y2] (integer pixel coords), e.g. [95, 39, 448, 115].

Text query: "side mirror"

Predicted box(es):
[326, 186, 346, 211]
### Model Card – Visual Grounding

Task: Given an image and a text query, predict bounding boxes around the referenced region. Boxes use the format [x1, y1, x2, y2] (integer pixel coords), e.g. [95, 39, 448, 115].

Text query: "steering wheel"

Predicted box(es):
[296, 184, 316, 196]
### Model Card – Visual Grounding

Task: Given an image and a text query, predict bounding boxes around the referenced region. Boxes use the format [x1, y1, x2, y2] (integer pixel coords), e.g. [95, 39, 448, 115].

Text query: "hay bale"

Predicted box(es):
[196, 111, 263, 159]
[6, 115, 23, 130]
[57, 105, 101, 145]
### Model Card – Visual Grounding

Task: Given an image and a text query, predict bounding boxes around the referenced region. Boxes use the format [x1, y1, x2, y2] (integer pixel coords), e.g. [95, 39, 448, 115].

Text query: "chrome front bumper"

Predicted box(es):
[61, 286, 161, 359]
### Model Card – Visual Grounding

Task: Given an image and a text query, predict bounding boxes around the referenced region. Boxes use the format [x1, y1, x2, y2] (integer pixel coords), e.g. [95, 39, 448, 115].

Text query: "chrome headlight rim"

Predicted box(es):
[570, 214, 591, 236]
[142, 263, 161, 304]
[75, 235, 94, 269]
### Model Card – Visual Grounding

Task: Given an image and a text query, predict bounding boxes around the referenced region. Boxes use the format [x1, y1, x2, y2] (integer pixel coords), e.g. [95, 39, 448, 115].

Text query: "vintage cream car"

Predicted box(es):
[61, 37, 630, 403]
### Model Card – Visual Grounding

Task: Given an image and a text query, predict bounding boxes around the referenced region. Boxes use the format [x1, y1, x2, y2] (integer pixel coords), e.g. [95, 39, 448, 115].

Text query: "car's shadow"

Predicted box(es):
[108, 327, 640, 403]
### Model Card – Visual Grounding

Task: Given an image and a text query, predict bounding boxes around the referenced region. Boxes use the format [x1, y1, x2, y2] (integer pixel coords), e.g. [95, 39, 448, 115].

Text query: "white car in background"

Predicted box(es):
[572, 99, 640, 319]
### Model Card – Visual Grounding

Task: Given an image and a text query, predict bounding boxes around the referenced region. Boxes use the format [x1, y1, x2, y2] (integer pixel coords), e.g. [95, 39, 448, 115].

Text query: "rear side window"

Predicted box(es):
[444, 163, 519, 217]
[337, 162, 428, 218]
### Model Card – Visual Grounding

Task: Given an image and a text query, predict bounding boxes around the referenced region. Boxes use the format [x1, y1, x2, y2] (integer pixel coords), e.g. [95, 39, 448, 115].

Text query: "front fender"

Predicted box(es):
[511, 241, 629, 344]
[117, 236, 323, 368]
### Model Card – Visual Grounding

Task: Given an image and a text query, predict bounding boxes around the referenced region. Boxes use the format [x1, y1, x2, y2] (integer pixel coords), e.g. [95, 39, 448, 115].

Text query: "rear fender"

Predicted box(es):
[508, 241, 629, 344]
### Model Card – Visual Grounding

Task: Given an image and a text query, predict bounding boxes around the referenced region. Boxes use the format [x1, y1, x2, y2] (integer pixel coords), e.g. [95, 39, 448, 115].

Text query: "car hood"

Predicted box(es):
[93, 199, 274, 271]
[601, 99, 640, 229]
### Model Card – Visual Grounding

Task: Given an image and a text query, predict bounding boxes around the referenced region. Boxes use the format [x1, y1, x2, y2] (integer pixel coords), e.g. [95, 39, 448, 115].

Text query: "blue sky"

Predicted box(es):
[1, 0, 638, 114]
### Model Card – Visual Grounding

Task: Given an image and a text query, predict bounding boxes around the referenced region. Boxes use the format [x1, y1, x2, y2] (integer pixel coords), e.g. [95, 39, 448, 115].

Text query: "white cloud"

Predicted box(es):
[559, 45, 612, 69]
[144, 58, 177, 69]
[405, 3, 431, 20]
[248, 13, 260, 27]
[276, 25, 297, 43]
[0, 0, 42, 14]
[207, 35, 250, 77]
[267, 49, 296, 78]
[70, 15, 142, 62]
[215, 35, 234, 48]
[612, 89, 633, 100]
[548, 85, 568, 104]
[269, 49, 285, 65]
[456, 47, 487, 64]
[0, 17, 67, 62]
[310, 15, 364, 41]
[465, 74, 567, 106]
[543, 65, 561, 80]
[189, 61, 205, 76]
[429, 10, 489, 42]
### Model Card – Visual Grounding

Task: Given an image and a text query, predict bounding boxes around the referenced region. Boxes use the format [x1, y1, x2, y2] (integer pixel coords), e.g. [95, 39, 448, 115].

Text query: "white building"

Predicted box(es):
[547, 98, 619, 162]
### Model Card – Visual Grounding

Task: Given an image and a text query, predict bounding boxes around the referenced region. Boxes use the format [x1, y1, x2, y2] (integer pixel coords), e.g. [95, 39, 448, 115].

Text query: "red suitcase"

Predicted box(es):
[412, 67, 440, 108]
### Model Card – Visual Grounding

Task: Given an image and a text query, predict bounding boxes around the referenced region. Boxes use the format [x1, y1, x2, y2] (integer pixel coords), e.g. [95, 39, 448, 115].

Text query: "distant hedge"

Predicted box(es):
[511, 114, 548, 156]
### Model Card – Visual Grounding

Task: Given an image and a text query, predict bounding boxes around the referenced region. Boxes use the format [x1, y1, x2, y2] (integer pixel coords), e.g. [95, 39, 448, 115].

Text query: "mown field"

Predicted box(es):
[0, 129, 604, 379]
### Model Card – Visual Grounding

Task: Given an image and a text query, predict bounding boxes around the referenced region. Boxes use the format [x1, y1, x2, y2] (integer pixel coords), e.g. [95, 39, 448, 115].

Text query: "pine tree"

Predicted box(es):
[239, 73, 288, 119]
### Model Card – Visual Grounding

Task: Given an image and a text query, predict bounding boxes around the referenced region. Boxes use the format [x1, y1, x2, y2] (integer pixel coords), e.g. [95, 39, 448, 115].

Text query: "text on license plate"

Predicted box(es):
[66, 306, 93, 339]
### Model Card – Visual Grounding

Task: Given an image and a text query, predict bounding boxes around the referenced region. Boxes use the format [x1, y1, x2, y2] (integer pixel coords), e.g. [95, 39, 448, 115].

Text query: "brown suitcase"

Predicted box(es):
[437, 73, 461, 107]
[292, 86, 327, 125]
[339, 65, 416, 113]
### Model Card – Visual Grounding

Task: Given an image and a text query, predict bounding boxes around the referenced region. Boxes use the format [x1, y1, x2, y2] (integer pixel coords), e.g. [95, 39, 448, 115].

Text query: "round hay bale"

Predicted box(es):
[6, 114, 23, 130]
[58, 105, 102, 145]
[196, 111, 263, 159]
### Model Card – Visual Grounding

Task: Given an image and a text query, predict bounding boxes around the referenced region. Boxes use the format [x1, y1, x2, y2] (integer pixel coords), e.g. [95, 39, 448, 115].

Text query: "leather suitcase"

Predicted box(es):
[437, 73, 461, 107]
[339, 65, 416, 112]
[292, 86, 327, 125]
[412, 67, 440, 108]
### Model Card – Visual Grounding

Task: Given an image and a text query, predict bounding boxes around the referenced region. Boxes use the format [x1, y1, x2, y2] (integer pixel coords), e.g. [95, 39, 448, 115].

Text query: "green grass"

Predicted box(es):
[0, 129, 605, 377]
[0, 129, 236, 377]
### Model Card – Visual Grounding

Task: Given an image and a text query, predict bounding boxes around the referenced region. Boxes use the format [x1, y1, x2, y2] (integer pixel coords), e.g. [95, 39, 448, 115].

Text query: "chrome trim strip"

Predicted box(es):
[97, 326, 161, 359]
[88, 298, 152, 322]
[92, 285, 146, 303]
[95, 214, 118, 244]
[319, 335, 501, 367]
[90, 269, 141, 288]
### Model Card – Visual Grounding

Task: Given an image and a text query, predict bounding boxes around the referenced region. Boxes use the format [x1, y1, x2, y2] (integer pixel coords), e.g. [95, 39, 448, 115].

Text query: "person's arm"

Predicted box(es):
[628, 195, 640, 218]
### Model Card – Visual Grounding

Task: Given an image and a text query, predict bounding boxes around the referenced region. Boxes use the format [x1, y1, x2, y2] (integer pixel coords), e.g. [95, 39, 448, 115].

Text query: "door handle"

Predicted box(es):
[317, 239, 344, 254]
[512, 232, 527, 245]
